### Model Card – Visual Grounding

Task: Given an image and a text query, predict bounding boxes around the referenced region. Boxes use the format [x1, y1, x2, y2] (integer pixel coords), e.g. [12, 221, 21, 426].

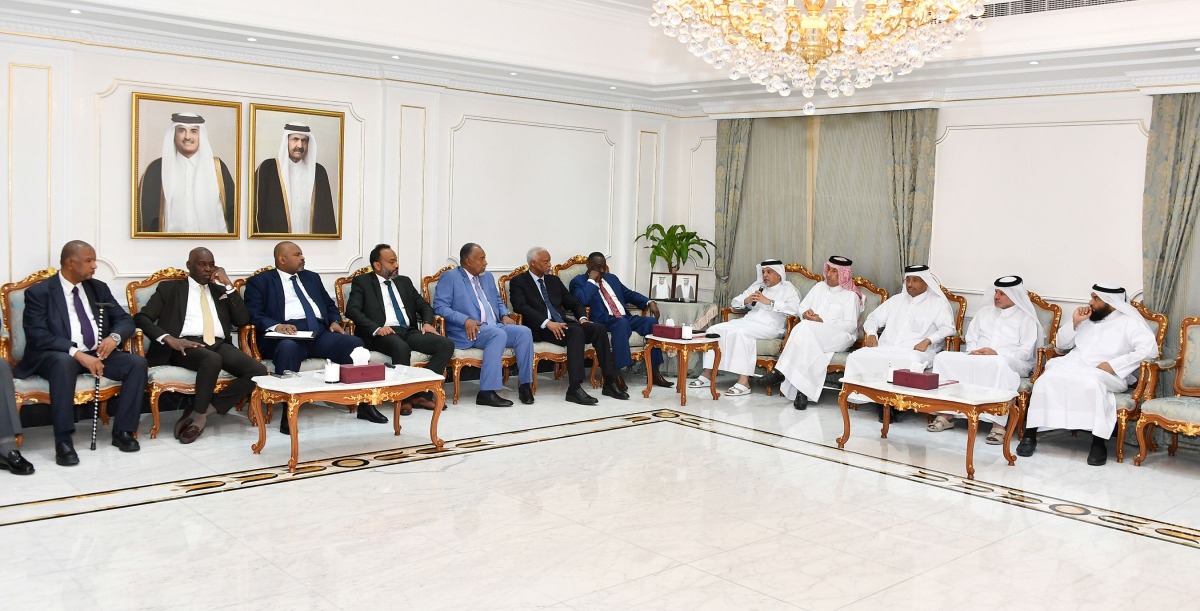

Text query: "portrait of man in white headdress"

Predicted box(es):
[251, 110, 343, 236]
[135, 103, 239, 236]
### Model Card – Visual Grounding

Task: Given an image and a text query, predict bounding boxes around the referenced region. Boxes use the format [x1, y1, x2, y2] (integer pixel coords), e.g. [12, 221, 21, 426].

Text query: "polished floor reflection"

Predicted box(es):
[5, 373, 1200, 610]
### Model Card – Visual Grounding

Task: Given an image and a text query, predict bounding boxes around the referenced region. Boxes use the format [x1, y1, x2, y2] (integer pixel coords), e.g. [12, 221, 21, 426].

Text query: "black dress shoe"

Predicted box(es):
[55, 441, 79, 466]
[793, 393, 809, 410]
[357, 403, 389, 424]
[1087, 438, 1107, 466]
[1016, 436, 1037, 457]
[519, 383, 535, 405]
[760, 370, 785, 388]
[279, 410, 290, 435]
[565, 386, 599, 405]
[614, 375, 628, 393]
[0, 449, 35, 475]
[602, 382, 630, 400]
[652, 372, 674, 388]
[112, 431, 140, 453]
[476, 390, 514, 407]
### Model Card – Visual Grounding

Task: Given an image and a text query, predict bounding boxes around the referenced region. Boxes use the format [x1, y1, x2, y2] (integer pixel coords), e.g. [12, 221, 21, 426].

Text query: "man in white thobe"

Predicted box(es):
[760, 256, 862, 410]
[690, 259, 801, 396]
[1020, 284, 1157, 466]
[844, 265, 955, 420]
[927, 276, 1041, 444]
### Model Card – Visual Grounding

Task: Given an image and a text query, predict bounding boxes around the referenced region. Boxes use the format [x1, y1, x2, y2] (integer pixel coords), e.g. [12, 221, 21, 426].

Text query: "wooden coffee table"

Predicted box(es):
[836, 375, 1018, 479]
[642, 335, 721, 406]
[249, 366, 447, 472]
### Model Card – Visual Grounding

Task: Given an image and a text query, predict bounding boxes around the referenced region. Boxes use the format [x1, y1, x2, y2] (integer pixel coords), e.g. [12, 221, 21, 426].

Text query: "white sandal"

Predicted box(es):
[926, 415, 955, 432]
[688, 376, 711, 388]
[725, 383, 751, 396]
[986, 430, 1004, 445]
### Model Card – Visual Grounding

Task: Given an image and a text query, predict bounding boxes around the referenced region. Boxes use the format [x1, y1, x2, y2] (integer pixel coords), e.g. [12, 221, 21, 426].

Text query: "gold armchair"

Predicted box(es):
[1134, 317, 1198, 466]
[125, 267, 238, 438]
[552, 255, 647, 385]
[422, 265, 515, 404]
[332, 267, 432, 368]
[942, 287, 968, 352]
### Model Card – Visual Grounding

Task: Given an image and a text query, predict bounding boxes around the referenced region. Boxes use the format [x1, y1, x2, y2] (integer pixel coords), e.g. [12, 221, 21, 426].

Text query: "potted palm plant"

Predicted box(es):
[634, 223, 715, 273]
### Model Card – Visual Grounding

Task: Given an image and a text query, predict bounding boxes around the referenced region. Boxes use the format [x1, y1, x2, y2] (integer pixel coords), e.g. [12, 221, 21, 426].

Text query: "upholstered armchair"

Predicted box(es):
[332, 266, 431, 368]
[942, 287, 968, 351]
[1134, 317, 1197, 466]
[125, 268, 238, 438]
[552, 255, 649, 383]
[1, 268, 123, 433]
[1039, 301, 1168, 463]
[497, 264, 599, 393]
[421, 265, 515, 404]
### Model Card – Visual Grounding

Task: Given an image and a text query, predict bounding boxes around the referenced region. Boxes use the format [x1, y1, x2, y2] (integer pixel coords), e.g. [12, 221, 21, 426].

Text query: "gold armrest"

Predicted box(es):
[343, 320, 356, 335]
[945, 335, 963, 352]
[434, 316, 446, 335]
[511, 313, 523, 325]
[1030, 345, 1062, 384]
[1135, 358, 1177, 403]
[777, 315, 802, 351]
[722, 307, 749, 322]
[130, 329, 145, 357]
[239, 325, 262, 360]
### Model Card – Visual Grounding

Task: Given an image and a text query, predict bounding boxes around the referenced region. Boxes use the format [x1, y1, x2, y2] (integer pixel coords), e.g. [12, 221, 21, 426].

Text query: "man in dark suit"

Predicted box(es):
[510, 247, 626, 404]
[569, 252, 672, 389]
[134, 247, 268, 444]
[15, 241, 146, 465]
[346, 244, 453, 414]
[244, 241, 386, 431]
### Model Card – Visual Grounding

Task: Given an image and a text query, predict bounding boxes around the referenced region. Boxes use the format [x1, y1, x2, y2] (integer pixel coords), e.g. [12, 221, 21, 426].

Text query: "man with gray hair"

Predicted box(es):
[254, 122, 337, 235]
[510, 247, 625, 404]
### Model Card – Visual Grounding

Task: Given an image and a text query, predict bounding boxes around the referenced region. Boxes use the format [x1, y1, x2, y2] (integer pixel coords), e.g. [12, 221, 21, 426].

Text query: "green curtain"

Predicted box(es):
[713, 118, 752, 307]
[1141, 93, 1200, 405]
[887, 109, 938, 270]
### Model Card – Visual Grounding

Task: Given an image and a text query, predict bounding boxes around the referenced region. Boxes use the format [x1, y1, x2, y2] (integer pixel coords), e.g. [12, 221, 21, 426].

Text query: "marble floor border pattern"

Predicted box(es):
[0, 409, 1198, 550]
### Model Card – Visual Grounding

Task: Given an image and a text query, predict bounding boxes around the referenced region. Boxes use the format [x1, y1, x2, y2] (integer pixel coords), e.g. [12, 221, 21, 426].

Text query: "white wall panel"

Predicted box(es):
[5, 63, 53, 279]
[632, 130, 659, 293]
[448, 116, 614, 270]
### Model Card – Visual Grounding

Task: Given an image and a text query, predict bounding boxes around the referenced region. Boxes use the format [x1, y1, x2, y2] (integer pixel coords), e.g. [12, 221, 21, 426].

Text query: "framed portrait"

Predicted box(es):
[649, 272, 674, 301]
[249, 104, 345, 239]
[131, 93, 241, 238]
[674, 273, 699, 303]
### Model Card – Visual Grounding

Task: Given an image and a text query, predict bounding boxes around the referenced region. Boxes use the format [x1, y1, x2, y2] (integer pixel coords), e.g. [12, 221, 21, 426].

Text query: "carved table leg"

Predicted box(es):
[678, 348, 690, 407]
[965, 412, 979, 480]
[287, 397, 302, 473]
[881, 399, 891, 439]
[641, 341, 655, 399]
[709, 346, 721, 401]
[836, 385, 852, 448]
[429, 385, 446, 448]
[1002, 401, 1017, 465]
[250, 389, 266, 454]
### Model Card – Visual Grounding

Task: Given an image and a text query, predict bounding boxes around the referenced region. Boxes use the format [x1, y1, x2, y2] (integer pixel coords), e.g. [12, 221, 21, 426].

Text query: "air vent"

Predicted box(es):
[984, 0, 1138, 18]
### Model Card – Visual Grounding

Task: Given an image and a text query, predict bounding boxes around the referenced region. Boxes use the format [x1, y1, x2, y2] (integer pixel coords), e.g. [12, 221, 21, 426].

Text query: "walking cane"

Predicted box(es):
[90, 303, 106, 451]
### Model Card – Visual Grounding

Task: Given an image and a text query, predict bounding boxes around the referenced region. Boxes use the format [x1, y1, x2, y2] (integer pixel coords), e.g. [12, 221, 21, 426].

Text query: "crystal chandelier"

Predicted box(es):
[650, 0, 986, 112]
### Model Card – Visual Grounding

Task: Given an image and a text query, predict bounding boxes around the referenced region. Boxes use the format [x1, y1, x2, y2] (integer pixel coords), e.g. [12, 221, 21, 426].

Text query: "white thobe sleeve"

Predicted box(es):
[1107, 318, 1159, 380]
[1057, 318, 1079, 350]
[926, 301, 955, 345]
[828, 294, 860, 336]
[797, 288, 816, 313]
[963, 315, 983, 353]
[1008, 315, 1039, 364]
[863, 297, 893, 337]
[768, 285, 802, 316]
[731, 283, 757, 308]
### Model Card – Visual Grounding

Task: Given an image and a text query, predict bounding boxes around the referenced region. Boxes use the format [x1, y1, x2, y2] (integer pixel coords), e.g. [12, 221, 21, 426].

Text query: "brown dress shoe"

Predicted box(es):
[652, 372, 674, 388]
[179, 423, 203, 444]
[399, 401, 413, 416]
[412, 397, 439, 411]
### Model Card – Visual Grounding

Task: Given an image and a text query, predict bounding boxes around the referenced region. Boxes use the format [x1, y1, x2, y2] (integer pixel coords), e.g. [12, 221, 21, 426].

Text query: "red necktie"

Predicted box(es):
[598, 279, 623, 319]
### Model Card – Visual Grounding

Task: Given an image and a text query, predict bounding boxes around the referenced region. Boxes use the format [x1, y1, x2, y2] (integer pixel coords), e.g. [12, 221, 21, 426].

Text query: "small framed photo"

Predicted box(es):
[132, 93, 241, 238]
[674, 273, 699, 303]
[649, 272, 674, 301]
[249, 104, 345, 238]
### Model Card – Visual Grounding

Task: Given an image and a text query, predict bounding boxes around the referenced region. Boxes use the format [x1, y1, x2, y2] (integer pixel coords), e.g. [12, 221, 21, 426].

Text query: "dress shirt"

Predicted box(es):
[588, 278, 628, 317]
[59, 274, 98, 356]
[158, 277, 229, 342]
[274, 269, 324, 327]
[377, 273, 410, 330]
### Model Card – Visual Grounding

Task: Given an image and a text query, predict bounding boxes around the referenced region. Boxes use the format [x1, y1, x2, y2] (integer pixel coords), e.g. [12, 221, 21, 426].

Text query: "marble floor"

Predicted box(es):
[4, 371, 1200, 610]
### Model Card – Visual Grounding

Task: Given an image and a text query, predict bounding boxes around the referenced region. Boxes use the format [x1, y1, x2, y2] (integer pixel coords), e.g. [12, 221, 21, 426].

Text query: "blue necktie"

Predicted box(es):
[385, 279, 409, 328]
[290, 275, 320, 332]
[538, 278, 564, 323]
[71, 286, 96, 349]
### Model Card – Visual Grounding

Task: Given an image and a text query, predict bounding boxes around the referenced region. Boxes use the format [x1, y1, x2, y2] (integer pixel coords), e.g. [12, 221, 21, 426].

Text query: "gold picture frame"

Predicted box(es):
[131, 93, 242, 239]
[249, 104, 345, 239]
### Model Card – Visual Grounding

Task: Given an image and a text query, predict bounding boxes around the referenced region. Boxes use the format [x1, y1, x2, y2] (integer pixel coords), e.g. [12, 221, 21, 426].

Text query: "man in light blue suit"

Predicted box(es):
[434, 243, 535, 407]
[569, 252, 673, 389]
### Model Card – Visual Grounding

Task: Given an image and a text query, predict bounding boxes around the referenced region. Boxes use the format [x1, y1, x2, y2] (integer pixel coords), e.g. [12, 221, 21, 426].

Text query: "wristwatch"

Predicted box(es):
[108, 333, 122, 344]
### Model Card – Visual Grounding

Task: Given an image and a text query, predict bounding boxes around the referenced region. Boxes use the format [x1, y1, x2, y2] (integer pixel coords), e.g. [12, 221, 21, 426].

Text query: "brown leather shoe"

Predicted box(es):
[399, 401, 413, 416]
[615, 375, 628, 393]
[173, 408, 195, 439]
[412, 397, 439, 411]
[652, 372, 674, 388]
[179, 423, 203, 444]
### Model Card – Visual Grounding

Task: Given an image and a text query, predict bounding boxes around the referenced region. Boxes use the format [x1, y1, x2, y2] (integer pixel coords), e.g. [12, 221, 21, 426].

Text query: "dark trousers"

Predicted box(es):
[170, 339, 268, 414]
[27, 350, 147, 439]
[364, 327, 454, 376]
[263, 318, 364, 375]
[0, 360, 22, 439]
[530, 321, 613, 386]
[604, 315, 662, 370]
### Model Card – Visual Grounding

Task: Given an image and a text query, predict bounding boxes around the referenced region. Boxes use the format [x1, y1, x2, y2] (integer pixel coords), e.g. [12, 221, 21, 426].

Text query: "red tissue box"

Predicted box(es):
[340, 363, 386, 384]
[652, 324, 683, 339]
[891, 370, 940, 390]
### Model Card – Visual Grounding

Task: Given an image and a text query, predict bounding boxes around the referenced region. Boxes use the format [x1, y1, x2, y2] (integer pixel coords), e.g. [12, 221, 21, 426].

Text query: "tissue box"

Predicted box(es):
[340, 363, 386, 384]
[891, 370, 939, 390]
[652, 324, 683, 339]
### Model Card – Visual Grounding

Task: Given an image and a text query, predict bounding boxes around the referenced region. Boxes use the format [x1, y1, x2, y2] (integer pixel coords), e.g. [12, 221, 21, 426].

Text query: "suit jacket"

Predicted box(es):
[244, 269, 342, 345]
[568, 272, 650, 325]
[253, 159, 337, 235]
[14, 273, 135, 378]
[509, 271, 586, 330]
[432, 267, 509, 349]
[134, 279, 250, 366]
[345, 273, 433, 340]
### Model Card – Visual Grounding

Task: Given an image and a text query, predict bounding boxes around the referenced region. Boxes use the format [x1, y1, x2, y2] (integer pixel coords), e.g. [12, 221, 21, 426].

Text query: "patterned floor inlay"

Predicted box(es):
[2, 409, 1199, 549]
